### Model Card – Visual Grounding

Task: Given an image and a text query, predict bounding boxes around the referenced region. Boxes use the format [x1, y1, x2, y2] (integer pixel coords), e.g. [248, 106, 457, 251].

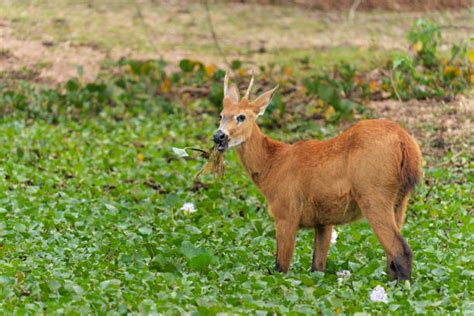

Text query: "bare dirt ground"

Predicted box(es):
[0, 22, 103, 83]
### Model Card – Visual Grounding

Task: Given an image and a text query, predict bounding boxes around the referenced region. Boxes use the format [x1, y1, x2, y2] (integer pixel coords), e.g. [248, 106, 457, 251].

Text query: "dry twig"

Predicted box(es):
[204, 0, 230, 66]
[348, 0, 362, 21]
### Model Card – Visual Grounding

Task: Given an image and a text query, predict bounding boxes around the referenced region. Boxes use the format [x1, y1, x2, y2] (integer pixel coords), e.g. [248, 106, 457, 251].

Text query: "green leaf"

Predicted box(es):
[180, 241, 200, 259]
[189, 252, 213, 271]
[138, 226, 153, 235]
[99, 279, 121, 290]
[48, 281, 61, 292]
[150, 254, 178, 272]
[230, 60, 242, 70]
[179, 59, 194, 72]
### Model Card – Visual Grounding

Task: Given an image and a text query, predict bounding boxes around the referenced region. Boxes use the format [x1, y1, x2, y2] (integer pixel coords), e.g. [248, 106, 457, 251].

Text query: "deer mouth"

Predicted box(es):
[216, 141, 228, 152]
[213, 130, 229, 152]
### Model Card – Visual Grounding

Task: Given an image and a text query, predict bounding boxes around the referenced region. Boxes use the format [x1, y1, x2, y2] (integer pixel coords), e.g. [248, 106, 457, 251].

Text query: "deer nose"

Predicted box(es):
[213, 130, 228, 143]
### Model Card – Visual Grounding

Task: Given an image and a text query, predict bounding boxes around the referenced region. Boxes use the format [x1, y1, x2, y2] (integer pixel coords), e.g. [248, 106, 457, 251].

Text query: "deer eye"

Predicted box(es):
[236, 114, 246, 123]
[219, 114, 222, 120]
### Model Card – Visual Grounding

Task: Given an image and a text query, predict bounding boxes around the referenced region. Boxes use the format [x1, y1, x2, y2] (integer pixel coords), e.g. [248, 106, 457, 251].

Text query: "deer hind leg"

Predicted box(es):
[385, 194, 411, 278]
[358, 195, 413, 281]
[275, 219, 299, 273]
[312, 225, 333, 272]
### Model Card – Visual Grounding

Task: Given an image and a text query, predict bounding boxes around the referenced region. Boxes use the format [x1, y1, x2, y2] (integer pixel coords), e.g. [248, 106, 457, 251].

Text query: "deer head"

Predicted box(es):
[213, 73, 278, 152]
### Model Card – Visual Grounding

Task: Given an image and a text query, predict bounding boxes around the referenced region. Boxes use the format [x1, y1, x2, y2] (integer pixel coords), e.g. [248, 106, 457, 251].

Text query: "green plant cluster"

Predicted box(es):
[391, 19, 473, 100]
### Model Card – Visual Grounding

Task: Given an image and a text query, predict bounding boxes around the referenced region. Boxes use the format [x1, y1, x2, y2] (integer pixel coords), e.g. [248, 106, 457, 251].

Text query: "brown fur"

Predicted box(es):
[217, 83, 422, 280]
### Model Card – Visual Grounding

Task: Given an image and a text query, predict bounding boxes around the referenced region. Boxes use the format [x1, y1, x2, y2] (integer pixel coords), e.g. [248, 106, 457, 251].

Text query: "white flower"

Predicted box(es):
[337, 270, 351, 285]
[370, 285, 388, 303]
[331, 229, 338, 244]
[337, 270, 351, 278]
[180, 202, 197, 213]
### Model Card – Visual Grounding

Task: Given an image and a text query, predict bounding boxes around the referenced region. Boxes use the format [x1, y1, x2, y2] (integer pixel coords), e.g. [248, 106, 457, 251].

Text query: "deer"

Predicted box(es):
[212, 73, 422, 281]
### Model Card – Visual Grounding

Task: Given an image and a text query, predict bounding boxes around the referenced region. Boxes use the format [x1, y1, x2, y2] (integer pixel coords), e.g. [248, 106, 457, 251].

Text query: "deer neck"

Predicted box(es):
[236, 123, 284, 185]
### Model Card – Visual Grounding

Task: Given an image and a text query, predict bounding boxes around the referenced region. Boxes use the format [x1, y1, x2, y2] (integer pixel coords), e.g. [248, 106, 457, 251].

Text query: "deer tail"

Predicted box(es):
[399, 134, 422, 196]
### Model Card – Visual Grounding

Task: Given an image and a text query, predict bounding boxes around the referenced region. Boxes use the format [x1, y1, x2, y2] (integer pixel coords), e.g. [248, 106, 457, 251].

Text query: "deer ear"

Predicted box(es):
[250, 85, 278, 116]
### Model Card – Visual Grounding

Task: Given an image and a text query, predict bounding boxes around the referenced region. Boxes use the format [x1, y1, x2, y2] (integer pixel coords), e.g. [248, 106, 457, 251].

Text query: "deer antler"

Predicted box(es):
[223, 71, 229, 97]
[243, 74, 254, 100]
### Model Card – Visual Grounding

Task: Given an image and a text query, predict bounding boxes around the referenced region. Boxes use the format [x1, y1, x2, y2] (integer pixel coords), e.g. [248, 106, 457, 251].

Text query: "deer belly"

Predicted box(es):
[300, 196, 362, 227]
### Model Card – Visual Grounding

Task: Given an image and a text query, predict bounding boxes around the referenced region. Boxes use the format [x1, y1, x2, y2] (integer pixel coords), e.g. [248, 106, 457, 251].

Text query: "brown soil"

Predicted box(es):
[0, 21, 103, 83]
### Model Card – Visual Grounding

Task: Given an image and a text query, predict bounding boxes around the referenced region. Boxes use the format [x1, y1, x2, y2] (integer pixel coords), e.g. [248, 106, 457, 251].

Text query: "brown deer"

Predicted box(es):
[212, 74, 422, 280]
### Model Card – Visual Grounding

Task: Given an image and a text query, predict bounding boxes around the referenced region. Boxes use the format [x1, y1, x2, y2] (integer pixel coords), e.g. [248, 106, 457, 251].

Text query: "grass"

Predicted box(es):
[0, 91, 472, 313]
[260, 45, 401, 74]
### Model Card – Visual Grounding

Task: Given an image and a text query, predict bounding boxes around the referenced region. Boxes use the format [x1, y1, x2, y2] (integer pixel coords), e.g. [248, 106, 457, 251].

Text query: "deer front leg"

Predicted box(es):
[275, 219, 298, 273]
[312, 225, 333, 272]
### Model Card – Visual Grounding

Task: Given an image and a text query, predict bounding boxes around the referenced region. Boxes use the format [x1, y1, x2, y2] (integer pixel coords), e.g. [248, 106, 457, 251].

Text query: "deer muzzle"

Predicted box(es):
[213, 130, 229, 152]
